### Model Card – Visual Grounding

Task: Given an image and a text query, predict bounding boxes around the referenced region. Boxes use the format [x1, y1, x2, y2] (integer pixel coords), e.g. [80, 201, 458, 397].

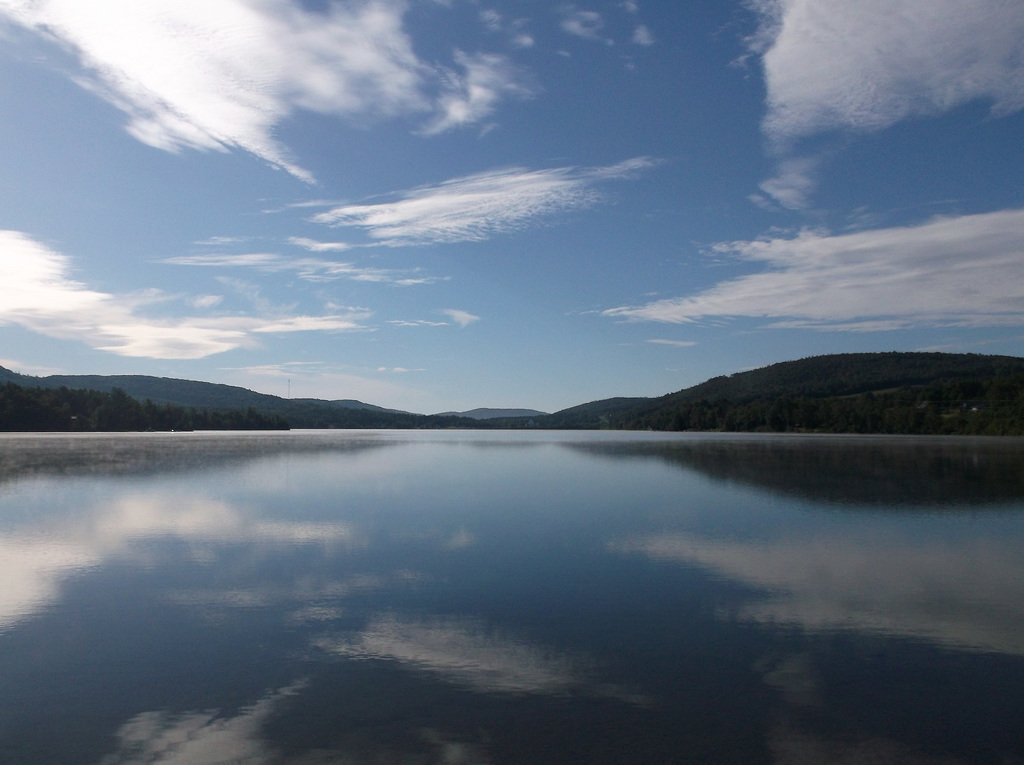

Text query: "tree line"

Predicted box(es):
[0, 382, 289, 432]
[612, 374, 1024, 435]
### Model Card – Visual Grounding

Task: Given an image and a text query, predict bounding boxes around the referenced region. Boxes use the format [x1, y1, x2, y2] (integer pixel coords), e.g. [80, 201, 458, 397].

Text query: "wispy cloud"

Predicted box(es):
[604, 208, 1024, 330]
[311, 157, 656, 246]
[631, 24, 654, 46]
[225, 362, 422, 404]
[421, 51, 532, 135]
[647, 339, 696, 347]
[288, 237, 351, 253]
[748, 0, 1024, 207]
[479, 9, 534, 48]
[161, 251, 438, 285]
[751, 156, 821, 211]
[559, 6, 611, 45]
[388, 319, 448, 328]
[0, 358, 64, 376]
[0, 0, 531, 181]
[440, 309, 479, 327]
[0, 230, 371, 359]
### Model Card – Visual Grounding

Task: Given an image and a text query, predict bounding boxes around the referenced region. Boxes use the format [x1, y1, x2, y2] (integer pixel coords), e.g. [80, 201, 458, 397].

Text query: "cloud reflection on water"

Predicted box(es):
[614, 530, 1024, 655]
[99, 683, 305, 765]
[99, 679, 494, 765]
[0, 492, 359, 632]
[318, 613, 648, 705]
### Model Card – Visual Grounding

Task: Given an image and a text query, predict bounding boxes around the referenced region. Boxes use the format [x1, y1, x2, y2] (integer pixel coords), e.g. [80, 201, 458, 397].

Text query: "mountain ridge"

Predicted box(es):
[433, 408, 548, 420]
[3, 351, 1024, 432]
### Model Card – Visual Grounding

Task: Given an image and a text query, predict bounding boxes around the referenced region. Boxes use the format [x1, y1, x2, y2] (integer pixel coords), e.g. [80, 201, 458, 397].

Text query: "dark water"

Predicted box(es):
[1, 430, 1023, 764]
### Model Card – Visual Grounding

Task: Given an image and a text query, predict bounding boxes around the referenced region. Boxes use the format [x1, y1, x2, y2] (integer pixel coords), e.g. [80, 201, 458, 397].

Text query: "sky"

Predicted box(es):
[0, 0, 1023, 414]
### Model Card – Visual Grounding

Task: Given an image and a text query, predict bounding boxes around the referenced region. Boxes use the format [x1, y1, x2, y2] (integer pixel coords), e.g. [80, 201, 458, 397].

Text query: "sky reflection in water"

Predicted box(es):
[1, 431, 1023, 764]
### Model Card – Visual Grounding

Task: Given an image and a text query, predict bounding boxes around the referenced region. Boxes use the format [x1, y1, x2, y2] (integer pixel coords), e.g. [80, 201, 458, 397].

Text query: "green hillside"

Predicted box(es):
[4, 352, 1024, 434]
[659, 352, 1024, 404]
[0, 366, 401, 413]
[0, 366, 478, 430]
[558, 352, 1024, 434]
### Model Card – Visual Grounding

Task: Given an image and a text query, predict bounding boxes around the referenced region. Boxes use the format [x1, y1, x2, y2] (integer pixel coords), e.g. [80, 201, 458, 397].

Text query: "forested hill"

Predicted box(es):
[0, 367, 480, 430]
[661, 352, 1024, 404]
[540, 352, 1024, 434]
[5, 352, 1024, 434]
[0, 366, 397, 413]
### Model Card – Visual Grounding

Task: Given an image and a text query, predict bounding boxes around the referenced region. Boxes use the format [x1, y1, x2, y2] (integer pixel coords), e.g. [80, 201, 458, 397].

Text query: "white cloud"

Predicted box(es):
[188, 294, 224, 309]
[440, 309, 479, 327]
[249, 315, 367, 333]
[752, 0, 1024, 145]
[748, 0, 1024, 208]
[646, 339, 696, 347]
[421, 50, 531, 135]
[0, 0, 531, 181]
[754, 156, 820, 211]
[193, 235, 250, 246]
[165, 253, 284, 269]
[560, 7, 610, 44]
[631, 24, 654, 46]
[388, 319, 448, 327]
[162, 251, 438, 285]
[604, 208, 1024, 330]
[0, 230, 371, 359]
[0, 358, 64, 376]
[287, 237, 351, 252]
[311, 157, 655, 246]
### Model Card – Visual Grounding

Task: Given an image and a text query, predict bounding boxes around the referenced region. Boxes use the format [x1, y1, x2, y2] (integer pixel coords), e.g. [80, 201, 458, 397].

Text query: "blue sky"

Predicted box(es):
[1, 0, 1023, 414]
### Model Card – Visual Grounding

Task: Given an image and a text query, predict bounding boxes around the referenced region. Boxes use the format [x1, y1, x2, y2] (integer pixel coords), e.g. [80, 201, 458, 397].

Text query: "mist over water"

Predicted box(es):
[1, 431, 1023, 764]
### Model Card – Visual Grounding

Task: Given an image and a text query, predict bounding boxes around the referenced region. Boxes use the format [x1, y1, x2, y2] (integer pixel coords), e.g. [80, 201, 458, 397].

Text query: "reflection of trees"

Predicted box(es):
[564, 436, 1024, 507]
[0, 433, 396, 485]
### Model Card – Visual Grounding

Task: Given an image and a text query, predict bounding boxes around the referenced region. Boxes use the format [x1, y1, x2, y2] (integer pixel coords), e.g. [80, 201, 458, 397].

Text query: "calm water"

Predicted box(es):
[1, 430, 1023, 764]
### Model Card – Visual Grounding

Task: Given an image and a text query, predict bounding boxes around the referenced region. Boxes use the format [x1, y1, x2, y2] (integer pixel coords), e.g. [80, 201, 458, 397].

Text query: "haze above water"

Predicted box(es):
[1, 431, 1023, 764]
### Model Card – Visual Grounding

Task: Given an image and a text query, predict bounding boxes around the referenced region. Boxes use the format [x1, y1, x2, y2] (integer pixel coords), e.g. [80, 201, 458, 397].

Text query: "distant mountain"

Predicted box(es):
[433, 407, 548, 420]
[0, 366, 481, 429]
[5, 351, 1024, 434]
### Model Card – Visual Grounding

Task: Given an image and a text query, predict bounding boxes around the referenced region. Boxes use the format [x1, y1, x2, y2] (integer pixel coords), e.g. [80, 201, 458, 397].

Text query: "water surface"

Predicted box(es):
[1, 430, 1023, 763]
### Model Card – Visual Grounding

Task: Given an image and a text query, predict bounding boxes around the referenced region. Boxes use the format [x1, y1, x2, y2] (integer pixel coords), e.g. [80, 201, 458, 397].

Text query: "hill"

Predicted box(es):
[433, 407, 548, 420]
[0, 366, 479, 430]
[4, 351, 1024, 434]
[0, 366, 398, 413]
[546, 352, 1024, 434]
[658, 352, 1024, 404]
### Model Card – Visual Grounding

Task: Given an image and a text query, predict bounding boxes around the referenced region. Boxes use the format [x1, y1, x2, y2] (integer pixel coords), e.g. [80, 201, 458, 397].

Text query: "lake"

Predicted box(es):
[1, 430, 1023, 764]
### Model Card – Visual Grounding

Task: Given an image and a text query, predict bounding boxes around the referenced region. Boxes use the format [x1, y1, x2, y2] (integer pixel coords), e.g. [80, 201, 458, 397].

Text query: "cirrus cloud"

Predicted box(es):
[311, 157, 656, 246]
[161, 251, 440, 285]
[439, 309, 479, 327]
[604, 208, 1024, 331]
